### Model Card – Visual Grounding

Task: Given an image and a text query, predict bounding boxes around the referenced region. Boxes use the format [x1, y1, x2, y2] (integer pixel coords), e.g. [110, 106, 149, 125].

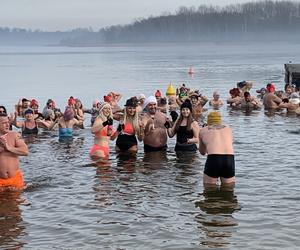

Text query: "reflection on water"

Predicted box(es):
[0, 191, 26, 249]
[195, 185, 241, 248]
[142, 151, 168, 171]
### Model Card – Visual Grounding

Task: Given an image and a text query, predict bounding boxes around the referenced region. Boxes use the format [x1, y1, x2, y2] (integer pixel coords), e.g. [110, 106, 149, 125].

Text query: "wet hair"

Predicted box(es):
[75, 99, 83, 109]
[229, 88, 240, 97]
[174, 101, 194, 133]
[0, 106, 7, 115]
[244, 92, 251, 98]
[160, 97, 167, 105]
[63, 107, 75, 121]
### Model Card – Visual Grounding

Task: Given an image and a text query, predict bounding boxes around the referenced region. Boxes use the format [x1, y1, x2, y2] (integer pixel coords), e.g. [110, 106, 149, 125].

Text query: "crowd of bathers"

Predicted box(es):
[1, 81, 299, 189]
[0, 81, 299, 142]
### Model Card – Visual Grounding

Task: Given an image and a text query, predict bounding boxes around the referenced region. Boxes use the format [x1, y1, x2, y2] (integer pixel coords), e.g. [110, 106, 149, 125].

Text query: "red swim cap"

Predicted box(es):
[30, 99, 39, 107]
[68, 97, 76, 106]
[155, 90, 161, 97]
[104, 95, 112, 102]
[267, 84, 275, 93]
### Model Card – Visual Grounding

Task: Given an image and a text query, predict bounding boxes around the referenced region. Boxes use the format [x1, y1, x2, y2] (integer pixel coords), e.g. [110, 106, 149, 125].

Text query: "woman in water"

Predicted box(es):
[114, 98, 143, 153]
[58, 106, 80, 141]
[90, 102, 118, 159]
[166, 99, 200, 152]
[38, 109, 59, 130]
[13, 108, 39, 135]
[74, 98, 85, 128]
[209, 91, 224, 108]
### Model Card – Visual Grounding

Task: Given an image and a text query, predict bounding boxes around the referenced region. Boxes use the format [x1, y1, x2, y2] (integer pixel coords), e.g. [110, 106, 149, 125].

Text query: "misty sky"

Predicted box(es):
[1, 0, 259, 31]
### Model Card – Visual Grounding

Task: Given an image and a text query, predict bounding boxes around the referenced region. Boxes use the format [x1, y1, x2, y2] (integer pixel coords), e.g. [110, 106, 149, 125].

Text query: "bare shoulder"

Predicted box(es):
[199, 126, 208, 135]
[7, 131, 20, 138]
[156, 111, 167, 119]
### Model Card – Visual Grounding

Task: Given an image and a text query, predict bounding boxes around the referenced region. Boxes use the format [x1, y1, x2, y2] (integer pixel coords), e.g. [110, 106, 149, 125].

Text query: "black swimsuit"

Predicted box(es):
[22, 121, 38, 135]
[175, 125, 197, 152]
[116, 134, 137, 151]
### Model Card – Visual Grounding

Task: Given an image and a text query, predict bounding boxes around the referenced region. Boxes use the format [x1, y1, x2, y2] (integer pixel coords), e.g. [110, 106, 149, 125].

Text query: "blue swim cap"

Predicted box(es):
[24, 108, 34, 115]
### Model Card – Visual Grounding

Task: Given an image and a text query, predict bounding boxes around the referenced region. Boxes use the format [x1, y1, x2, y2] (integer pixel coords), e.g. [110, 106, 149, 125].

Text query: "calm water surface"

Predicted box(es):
[0, 43, 300, 249]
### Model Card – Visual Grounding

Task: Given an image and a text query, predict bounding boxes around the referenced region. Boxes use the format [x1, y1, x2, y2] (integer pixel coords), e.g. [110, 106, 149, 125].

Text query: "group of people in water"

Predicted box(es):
[1, 81, 299, 191]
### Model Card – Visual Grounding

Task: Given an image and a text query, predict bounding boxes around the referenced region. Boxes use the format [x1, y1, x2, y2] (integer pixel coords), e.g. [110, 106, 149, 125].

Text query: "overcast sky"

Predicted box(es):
[1, 0, 260, 31]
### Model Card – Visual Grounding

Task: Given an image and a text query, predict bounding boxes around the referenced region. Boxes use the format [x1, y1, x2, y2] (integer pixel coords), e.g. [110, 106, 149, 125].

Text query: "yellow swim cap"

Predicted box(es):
[166, 84, 176, 96]
[207, 111, 222, 126]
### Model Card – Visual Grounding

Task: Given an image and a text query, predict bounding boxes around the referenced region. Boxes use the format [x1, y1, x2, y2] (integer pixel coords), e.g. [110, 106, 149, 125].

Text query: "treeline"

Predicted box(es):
[1, 1, 300, 46]
[99, 0, 300, 43]
[0, 27, 98, 46]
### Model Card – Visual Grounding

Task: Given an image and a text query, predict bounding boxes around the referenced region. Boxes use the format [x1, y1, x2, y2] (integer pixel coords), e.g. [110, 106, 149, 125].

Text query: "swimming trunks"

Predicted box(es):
[175, 143, 197, 152]
[144, 144, 167, 152]
[90, 144, 110, 157]
[204, 154, 235, 178]
[116, 134, 137, 151]
[0, 170, 25, 190]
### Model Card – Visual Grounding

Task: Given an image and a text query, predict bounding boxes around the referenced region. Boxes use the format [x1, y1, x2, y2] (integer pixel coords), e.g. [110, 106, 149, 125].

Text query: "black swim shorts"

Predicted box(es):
[144, 144, 167, 152]
[204, 154, 235, 178]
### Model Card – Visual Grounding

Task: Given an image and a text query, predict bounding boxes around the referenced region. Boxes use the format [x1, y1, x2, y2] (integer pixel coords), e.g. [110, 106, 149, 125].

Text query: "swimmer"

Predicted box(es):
[263, 84, 282, 110]
[90, 102, 118, 159]
[115, 98, 143, 153]
[209, 91, 224, 108]
[13, 108, 39, 135]
[58, 106, 80, 141]
[199, 111, 235, 186]
[140, 96, 169, 152]
[0, 114, 28, 191]
[167, 99, 199, 152]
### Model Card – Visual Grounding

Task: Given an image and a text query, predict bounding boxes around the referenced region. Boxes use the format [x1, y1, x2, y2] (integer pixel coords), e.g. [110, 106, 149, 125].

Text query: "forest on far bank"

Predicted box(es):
[1, 1, 300, 46]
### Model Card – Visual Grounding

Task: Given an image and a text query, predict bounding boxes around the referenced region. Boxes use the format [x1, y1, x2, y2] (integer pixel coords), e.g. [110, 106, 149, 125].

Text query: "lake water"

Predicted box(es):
[0, 43, 300, 249]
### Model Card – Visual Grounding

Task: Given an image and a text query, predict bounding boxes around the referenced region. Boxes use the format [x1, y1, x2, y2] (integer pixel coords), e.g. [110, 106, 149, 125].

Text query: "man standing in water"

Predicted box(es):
[140, 96, 169, 152]
[199, 111, 235, 185]
[263, 83, 282, 109]
[0, 114, 28, 190]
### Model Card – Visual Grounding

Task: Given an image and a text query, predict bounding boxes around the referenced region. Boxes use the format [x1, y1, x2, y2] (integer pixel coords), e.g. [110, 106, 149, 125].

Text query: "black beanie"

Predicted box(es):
[180, 99, 192, 112]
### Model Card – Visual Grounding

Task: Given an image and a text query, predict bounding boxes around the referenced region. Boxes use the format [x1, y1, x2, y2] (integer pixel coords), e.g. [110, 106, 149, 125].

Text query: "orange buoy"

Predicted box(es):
[188, 67, 194, 75]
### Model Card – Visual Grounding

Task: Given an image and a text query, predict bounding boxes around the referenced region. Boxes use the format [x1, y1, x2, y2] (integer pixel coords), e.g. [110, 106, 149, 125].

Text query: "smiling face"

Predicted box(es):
[126, 106, 136, 116]
[147, 102, 157, 115]
[190, 96, 198, 105]
[102, 106, 111, 117]
[181, 107, 191, 117]
[25, 112, 34, 120]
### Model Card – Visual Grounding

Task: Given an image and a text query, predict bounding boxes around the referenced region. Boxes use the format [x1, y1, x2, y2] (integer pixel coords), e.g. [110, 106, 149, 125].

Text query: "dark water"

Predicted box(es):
[0, 43, 300, 249]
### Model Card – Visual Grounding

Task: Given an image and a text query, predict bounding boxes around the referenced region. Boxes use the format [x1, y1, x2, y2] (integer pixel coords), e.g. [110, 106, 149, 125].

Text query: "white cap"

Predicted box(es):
[143, 96, 157, 108]
[138, 93, 146, 100]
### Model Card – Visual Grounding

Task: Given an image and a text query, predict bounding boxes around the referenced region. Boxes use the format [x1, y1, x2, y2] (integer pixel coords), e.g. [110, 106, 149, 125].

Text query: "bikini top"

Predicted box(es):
[122, 121, 134, 135]
[95, 125, 115, 137]
[59, 127, 73, 138]
[22, 121, 38, 135]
